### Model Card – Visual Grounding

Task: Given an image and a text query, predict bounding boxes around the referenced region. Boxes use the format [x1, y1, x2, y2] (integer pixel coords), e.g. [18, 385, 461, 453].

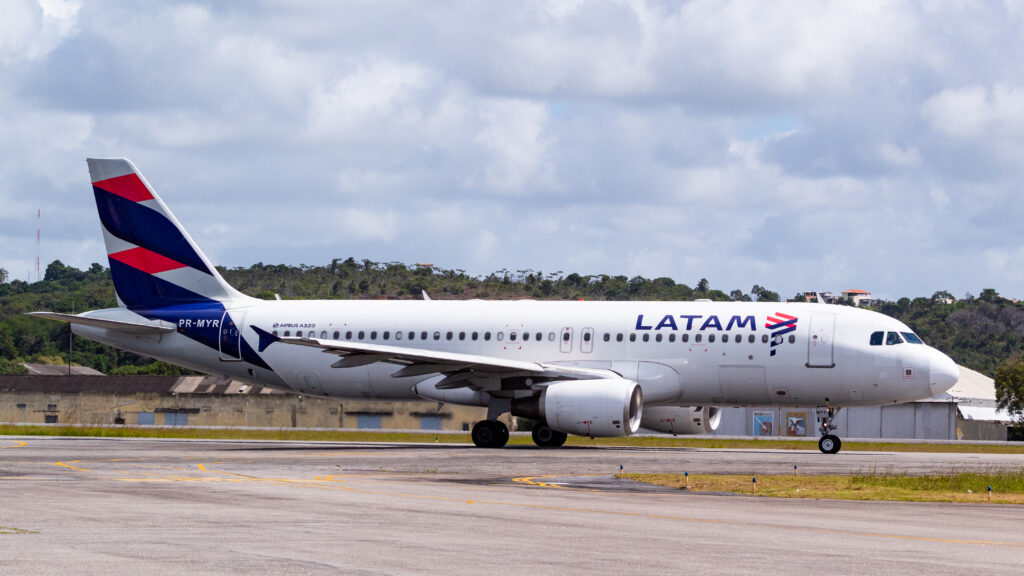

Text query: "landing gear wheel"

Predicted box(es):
[531, 425, 568, 448]
[818, 434, 842, 454]
[471, 420, 509, 448]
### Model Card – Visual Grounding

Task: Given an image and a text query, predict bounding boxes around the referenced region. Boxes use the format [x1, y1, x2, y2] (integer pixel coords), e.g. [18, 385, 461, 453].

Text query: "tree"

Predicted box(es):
[696, 278, 710, 294]
[995, 359, 1024, 422]
[0, 267, 7, 283]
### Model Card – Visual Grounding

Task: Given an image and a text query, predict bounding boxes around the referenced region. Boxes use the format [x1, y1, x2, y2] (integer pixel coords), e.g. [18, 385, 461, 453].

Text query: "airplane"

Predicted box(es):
[29, 158, 960, 454]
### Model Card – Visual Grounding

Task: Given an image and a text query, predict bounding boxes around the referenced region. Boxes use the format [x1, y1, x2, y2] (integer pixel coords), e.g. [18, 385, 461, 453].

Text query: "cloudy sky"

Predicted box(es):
[2, 0, 1023, 300]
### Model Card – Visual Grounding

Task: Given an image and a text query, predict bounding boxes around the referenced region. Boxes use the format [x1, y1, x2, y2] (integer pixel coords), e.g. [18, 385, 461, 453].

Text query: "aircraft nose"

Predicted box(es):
[929, 350, 959, 396]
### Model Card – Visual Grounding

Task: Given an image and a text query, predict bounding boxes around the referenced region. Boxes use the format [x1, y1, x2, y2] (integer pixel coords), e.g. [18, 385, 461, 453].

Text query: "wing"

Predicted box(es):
[252, 326, 617, 389]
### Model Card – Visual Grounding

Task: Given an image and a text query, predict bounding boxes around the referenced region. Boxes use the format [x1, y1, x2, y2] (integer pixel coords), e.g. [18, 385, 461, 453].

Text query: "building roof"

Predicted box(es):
[0, 375, 286, 395]
[23, 363, 106, 376]
[842, 289, 870, 295]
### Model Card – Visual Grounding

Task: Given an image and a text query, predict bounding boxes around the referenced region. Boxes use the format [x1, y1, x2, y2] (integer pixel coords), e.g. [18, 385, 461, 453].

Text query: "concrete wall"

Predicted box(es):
[0, 390, 486, 431]
[714, 402, 961, 440]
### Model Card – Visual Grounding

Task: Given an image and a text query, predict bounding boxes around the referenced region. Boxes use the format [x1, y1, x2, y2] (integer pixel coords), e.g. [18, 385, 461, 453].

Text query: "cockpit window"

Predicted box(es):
[869, 331, 884, 346]
[885, 331, 903, 345]
[901, 332, 924, 344]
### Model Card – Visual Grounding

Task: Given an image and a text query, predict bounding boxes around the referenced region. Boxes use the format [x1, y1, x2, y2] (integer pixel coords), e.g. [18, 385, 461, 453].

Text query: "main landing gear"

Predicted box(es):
[531, 425, 568, 448]
[816, 406, 842, 454]
[471, 420, 509, 448]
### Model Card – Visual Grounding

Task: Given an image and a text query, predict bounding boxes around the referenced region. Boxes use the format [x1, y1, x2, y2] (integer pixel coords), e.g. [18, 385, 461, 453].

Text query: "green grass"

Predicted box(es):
[2, 425, 1024, 454]
[622, 470, 1024, 503]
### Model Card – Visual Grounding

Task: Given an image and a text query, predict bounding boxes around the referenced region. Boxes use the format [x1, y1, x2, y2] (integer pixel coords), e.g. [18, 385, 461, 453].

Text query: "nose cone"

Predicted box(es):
[929, 350, 960, 396]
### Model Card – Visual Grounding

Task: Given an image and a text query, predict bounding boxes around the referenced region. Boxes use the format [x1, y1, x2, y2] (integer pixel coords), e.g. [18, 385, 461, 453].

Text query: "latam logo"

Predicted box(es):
[766, 313, 798, 357]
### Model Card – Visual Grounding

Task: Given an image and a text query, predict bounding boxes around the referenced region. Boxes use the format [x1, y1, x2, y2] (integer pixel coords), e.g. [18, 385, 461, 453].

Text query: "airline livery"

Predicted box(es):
[30, 159, 960, 453]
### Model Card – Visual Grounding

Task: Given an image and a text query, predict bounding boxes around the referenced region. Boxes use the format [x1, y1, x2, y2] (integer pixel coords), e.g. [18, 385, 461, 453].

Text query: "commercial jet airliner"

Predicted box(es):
[30, 159, 960, 453]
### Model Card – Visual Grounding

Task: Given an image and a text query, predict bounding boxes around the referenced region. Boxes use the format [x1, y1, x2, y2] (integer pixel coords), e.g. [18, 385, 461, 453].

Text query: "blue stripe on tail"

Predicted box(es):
[94, 187, 211, 275]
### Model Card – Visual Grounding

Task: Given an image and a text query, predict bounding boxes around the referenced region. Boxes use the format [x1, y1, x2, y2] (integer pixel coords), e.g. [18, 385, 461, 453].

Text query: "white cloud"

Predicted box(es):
[921, 84, 1024, 140]
[0, 0, 79, 64]
[472, 99, 556, 193]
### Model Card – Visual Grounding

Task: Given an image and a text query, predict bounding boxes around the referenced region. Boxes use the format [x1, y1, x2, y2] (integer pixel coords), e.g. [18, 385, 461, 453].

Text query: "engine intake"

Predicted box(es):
[512, 379, 642, 437]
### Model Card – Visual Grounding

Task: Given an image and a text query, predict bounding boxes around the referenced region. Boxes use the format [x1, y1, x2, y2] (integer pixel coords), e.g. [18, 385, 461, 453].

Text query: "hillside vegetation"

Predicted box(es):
[1, 259, 1021, 380]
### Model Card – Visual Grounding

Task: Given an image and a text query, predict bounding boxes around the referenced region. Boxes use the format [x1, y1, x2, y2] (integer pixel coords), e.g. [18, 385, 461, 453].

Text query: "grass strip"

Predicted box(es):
[622, 471, 1024, 504]
[2, 425, 1024, 454]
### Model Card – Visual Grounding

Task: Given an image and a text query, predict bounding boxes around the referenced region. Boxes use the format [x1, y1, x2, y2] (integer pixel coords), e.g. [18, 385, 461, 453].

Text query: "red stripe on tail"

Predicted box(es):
[93, 173, 154, 202]
[109, 247, 187, 274]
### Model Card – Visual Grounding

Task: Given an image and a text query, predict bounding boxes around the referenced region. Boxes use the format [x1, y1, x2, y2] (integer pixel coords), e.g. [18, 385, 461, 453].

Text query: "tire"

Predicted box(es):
[818, 434, 842, 454]
[472, 421, 496, 448]
[494, 420, 509, 448]
[532, 425, 568, 448]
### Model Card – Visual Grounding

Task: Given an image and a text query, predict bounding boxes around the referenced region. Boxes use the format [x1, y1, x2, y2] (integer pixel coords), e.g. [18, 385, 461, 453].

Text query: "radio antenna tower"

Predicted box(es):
[36, 209, 41, 282]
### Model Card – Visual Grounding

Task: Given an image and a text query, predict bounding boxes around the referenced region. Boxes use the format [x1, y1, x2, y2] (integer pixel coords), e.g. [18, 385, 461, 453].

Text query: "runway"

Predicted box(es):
[2, 437, 1022, 575]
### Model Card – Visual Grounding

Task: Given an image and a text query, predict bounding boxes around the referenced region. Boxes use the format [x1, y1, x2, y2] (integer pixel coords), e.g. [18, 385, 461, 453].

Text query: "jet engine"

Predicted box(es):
[511, 379, 643, 437]
[640, 405, 721, 435]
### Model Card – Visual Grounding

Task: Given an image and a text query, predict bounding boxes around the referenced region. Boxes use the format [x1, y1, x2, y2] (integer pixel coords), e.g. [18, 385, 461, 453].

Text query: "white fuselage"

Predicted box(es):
[75, 299, 958, 409]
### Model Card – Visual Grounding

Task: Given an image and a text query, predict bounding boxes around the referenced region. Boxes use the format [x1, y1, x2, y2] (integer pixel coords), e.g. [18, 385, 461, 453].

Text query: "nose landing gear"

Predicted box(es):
[815, 406, 842, 454]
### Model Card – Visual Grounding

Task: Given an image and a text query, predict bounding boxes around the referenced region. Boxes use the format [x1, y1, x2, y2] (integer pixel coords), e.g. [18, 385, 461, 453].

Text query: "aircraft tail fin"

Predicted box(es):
[87, 158, 247, 310]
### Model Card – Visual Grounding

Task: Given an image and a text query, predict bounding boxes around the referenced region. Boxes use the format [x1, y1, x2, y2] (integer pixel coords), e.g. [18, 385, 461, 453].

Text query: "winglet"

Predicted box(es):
[422, 290, 432, 301]
[251, 325, 280, 352]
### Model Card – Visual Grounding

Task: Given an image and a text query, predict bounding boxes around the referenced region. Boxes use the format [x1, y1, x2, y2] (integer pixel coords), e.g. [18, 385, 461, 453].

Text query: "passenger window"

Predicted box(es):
[396, 331, 402, 340]
[722, 334, 729, 343]
[762, 334, 769, 343]
[321, 331, 328, 339]
[708, 334, 715, 343]
[629, 334, 636, 342]
[421, 331, 428, 340]
[459, 331, 466, 340]
[484, 332, 491, 341]
[283, 330, 290, 337]
[383, 331, 390, 340]
[273, 330, 279, 337]
[523, 332, 530, 341]
[497, 332, 504, 341]
[583, 332, 591, 342]
[603, 333, 610, 342]
[870, 331, 884, 346]
[446, 331, 453, 340]
[886, 332, 903, 345]
[370, 331, 377, 340]
[748, 334, 755, 343]
[695, 334, 702, 343]
[682, 334, 689, 343]
[788, 335, 795, 343]
[548, 332, 555, 341]
[333, 331, 340, 339]
[642, 334, 650, 342]
[346, 331, 353, 339]
[655, 333, 662, 342]
[616, 333, 623, 342]
[510, 332, 517, 341]
[669, 334, 676, 343]
[407, 331, 415, 340]
[358, 331, 365, 339]
[472, 332, 479, 341]
[562, 332, 570, 342]
[536, 332, 542, 341]
[434, 331, 441, 340]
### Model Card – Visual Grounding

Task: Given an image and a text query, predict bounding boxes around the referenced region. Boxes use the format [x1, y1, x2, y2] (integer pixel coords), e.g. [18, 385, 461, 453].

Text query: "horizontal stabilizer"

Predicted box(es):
[26, 311, 176, 334]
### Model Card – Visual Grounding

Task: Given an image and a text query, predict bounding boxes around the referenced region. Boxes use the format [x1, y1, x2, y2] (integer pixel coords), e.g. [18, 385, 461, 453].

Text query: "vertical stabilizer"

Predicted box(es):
[87, 158, 248, 310]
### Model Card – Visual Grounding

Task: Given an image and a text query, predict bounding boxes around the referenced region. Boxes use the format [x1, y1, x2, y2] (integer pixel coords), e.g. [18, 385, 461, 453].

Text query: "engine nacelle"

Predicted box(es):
[511, 379, 643, 437]
[641, 405, 722, 435]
